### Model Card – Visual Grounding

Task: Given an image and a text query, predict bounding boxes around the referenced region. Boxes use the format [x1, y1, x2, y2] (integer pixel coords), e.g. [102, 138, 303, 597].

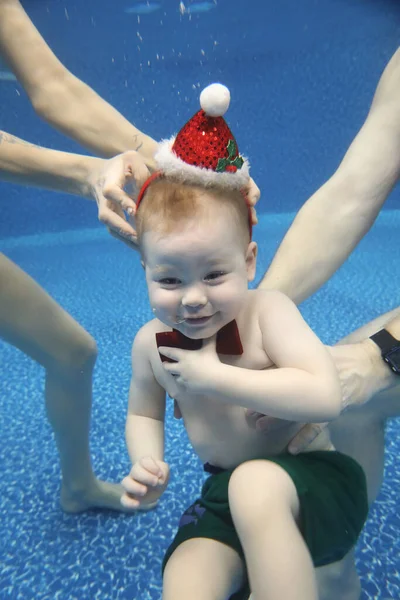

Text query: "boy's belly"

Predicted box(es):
[179, 400, 332, 470]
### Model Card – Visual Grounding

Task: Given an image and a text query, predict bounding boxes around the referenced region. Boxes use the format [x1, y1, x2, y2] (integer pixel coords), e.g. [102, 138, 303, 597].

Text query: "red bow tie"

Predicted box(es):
[156, 319, 243, 363]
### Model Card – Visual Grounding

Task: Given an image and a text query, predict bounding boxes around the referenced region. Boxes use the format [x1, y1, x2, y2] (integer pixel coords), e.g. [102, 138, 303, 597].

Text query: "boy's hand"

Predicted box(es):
[121, 456, 170, 510]
[159, 335, 220, 394]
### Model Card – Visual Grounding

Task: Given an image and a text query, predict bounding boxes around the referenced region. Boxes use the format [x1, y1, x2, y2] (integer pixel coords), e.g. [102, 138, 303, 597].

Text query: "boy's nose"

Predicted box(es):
[181, 286, 207, 308]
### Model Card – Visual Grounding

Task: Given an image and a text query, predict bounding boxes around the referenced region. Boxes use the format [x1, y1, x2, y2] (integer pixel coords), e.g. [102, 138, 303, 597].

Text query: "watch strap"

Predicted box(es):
[370, 329, 400, 354]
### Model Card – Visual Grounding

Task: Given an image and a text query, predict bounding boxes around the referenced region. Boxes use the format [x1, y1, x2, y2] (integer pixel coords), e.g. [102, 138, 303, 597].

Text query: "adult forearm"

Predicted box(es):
[260, 48, 400, 304]
[125, 414, 165, 464]
[361, 312, 400, 396]
[210, 364, 341, 422]
[0, 131, 101, 198]
[0, 0, 157, 165]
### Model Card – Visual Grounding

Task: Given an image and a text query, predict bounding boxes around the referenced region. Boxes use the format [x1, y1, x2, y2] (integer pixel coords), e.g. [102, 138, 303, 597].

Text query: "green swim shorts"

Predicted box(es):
[162, 451, 368, 585]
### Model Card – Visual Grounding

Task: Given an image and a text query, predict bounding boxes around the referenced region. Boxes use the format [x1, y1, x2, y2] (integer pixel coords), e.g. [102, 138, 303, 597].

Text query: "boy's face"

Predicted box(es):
[141, 200, 257, 340]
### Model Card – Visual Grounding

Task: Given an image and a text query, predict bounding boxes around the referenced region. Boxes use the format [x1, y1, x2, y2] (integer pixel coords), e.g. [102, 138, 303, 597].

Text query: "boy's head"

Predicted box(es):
[134, 83, 257, 339]
[136, 178, 257, 340]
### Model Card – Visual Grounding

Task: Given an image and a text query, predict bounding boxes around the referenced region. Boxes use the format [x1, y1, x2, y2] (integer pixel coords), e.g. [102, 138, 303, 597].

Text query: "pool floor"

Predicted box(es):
[0, 210, 399, 599]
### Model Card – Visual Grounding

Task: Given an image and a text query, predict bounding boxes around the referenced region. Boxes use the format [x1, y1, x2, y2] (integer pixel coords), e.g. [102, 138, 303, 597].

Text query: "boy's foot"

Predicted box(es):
[60, 478, 158, 514]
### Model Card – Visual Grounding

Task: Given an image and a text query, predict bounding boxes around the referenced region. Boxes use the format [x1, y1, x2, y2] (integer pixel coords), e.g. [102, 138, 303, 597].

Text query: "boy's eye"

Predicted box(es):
[158, 277, 181, 286]
[205, 271, 225, 281]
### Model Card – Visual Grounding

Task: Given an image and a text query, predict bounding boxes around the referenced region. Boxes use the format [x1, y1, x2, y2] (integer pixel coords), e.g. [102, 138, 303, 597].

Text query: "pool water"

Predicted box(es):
[0, 211, 399, 599]
[1, 0, 400, 598]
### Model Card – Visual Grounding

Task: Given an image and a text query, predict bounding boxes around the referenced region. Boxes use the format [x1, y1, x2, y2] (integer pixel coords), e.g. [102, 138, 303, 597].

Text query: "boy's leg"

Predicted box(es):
[0, 253, 126, 512]
[162, 538, 245, 600]
[228, 459, 318, 600]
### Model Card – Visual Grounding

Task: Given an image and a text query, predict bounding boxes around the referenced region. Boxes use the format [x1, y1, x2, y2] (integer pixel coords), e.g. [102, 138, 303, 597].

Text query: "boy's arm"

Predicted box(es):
[161, 291, 341, 422]
[259, 48, 400, 304]
[213, 292, 341, 421]
[0, 0, 157, 166]
[122, 327, 168, 509]
[125, 326, 167, 464]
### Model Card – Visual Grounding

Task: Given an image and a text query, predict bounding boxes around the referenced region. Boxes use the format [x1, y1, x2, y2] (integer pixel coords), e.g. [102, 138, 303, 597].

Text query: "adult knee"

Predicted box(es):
[48, 330, 98, 378]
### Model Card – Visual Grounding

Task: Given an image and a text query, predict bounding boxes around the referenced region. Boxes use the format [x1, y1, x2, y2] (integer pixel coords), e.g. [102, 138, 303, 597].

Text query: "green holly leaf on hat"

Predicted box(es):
[216, 139, 244, 173]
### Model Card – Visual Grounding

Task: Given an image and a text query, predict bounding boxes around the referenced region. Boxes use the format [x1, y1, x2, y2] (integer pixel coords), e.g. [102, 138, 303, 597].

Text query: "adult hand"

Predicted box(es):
[121, 456, 170, 510]
[245, 177, 261, 225]
[88, 150, 151, 248]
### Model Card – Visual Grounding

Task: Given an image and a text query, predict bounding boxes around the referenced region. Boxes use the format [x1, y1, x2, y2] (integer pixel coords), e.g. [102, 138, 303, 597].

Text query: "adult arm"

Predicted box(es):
[0, 0, 157, 166]
[0, 131, 150, 242]
[259, 48, 400, 304]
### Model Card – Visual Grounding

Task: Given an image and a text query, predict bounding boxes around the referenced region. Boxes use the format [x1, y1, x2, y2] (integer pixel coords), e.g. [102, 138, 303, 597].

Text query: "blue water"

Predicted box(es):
[1, 0, 400, 598]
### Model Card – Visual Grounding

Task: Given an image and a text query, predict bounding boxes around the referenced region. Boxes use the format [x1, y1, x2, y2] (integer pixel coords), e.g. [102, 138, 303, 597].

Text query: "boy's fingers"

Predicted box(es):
[121, 476, 147, 497]
[139, 456, 164, 480]
[120, 493, 141, 509]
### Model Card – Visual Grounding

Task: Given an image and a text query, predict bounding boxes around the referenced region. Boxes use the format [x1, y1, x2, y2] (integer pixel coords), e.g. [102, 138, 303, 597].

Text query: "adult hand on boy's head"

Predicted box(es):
[245, 177, 261, 225]
[89, 150, 151, 249]
[121, 456, 170, 510]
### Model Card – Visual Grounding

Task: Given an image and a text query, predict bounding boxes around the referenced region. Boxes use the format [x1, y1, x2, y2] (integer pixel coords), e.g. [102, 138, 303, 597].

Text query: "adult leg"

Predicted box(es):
[162, 538, 245, 600]
[313, 309, 400, 600]
[228, 459, 318, 600]
[0, 253, 127, 512]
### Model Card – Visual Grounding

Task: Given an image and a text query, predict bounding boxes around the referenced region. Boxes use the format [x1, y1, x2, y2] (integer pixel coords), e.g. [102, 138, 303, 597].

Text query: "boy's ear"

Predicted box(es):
[245, 241, 257, 282]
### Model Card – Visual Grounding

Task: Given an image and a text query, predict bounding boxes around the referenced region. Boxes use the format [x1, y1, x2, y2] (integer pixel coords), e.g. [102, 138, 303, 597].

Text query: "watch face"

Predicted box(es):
[385, 348, 400, 374]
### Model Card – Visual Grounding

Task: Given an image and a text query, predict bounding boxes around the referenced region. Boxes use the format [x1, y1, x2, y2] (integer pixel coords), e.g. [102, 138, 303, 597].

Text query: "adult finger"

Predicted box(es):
[104, 153, 150, 205]
[98, 205, 137, 243]
[246, 178, 261, 206]
[250, 206, 258, 225]
[107, 228, 139, 251]
[102, 182, 138, 214]
[287, 422, 327, 455]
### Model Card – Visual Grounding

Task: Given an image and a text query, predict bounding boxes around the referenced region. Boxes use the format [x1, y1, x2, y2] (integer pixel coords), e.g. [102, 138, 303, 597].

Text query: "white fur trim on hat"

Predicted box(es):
[155, 137, 250, 189]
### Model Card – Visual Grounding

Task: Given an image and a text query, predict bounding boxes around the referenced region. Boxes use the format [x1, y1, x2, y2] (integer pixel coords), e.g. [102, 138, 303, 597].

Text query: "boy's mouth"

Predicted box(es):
[182, 315, 213, 326]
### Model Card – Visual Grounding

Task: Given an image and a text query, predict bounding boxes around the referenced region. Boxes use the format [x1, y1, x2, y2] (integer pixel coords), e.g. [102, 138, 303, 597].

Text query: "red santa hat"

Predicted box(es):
[137, 83, 251, 213]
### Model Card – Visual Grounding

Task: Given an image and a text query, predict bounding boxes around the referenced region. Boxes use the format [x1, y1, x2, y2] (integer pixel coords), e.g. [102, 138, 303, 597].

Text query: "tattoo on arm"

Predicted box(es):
[0, 131, 36, 147]
[132, 133, 143, 152]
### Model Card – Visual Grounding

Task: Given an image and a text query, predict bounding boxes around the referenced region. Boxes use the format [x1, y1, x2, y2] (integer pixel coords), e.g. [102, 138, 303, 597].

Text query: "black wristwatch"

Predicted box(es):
[370, 329, 400, 375]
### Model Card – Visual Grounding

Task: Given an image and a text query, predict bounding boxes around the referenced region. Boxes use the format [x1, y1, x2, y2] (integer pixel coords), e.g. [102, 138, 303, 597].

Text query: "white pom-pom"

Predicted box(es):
[200, 83, 230, 117]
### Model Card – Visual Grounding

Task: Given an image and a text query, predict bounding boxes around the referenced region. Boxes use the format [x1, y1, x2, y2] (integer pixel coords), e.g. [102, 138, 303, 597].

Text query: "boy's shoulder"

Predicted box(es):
[250, 289, 298, 329]
[252, 288, 291, 309]
[132, 318, 172, 352]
